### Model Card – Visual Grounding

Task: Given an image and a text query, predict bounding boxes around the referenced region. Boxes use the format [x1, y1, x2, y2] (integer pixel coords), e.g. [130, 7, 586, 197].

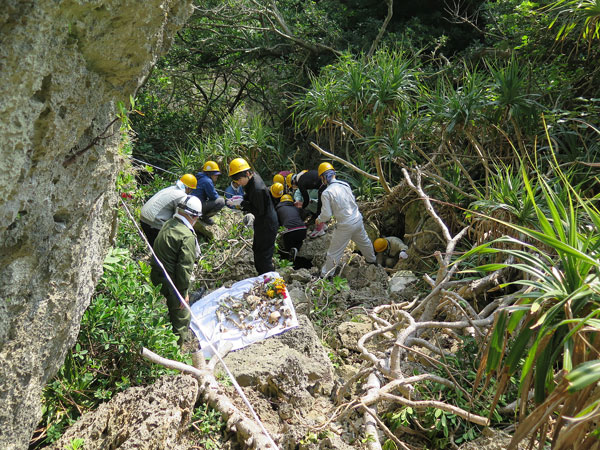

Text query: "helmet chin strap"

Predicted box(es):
[182, 212, 199, 223]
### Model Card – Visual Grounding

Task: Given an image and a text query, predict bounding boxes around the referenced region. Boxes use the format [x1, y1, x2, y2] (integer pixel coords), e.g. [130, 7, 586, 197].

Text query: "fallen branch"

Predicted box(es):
[363, 373, 383, 450]
[309, 142, 379, 180]
[141, 347, 278, 449]
[402, 167, 470, 324]
[360, 402, 412, 450]
[456, 258, 513, 301]
[378, 393, 489, 426]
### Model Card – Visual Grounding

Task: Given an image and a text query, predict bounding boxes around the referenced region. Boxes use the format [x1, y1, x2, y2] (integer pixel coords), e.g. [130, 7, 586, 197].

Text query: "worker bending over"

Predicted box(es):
[291, 169, 326, 235]
[316, 162, 376, 278]
[275, 194, 307, 262]
[374, 237, 408, 268]
[140, 174, 197, 246]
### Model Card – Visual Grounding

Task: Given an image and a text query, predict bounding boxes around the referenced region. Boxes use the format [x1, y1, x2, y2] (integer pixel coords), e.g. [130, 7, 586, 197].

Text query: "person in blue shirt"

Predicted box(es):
[192, 160, 225, 225]
[224, 179, 244, 210]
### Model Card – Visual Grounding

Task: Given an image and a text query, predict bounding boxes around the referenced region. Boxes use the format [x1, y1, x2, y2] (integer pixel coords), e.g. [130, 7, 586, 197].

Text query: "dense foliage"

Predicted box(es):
[40, 0, 600, 448]
[32, 233, 184, 446]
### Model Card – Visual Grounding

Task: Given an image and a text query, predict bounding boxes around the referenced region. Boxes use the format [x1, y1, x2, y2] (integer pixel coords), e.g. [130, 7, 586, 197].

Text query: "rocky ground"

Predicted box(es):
[46, 209, 517, 450]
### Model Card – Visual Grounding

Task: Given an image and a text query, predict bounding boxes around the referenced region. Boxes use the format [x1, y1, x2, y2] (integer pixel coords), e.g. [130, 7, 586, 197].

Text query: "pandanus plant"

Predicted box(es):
[547, 0, 600, 53]
[293, 49, 419, 193]
[462, 149, 600, 449]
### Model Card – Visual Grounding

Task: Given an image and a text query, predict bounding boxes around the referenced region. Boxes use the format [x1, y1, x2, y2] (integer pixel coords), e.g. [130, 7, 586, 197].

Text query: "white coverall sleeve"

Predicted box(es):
[317, 190, 333, 223]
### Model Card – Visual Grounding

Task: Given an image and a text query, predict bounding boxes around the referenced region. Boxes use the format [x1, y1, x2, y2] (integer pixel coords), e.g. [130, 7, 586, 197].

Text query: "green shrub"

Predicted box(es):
[34, 248, 187, 446]
[383, 336, 516, 449]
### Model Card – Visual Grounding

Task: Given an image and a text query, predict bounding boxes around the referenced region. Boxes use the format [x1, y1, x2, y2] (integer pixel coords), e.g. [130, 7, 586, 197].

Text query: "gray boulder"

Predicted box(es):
[220, 314, 335, 399]
[46, 375, 198, 450]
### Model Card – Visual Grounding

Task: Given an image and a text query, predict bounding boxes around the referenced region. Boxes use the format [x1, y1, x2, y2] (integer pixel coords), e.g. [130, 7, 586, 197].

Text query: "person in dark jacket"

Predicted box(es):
[291, 169, 322, 210]
[150, 195, 202, 346]
[275, 194, 307, 262]
[291, 169, 327, 233]
[192, 160, 225, 225]
[228, 158, 278, 275]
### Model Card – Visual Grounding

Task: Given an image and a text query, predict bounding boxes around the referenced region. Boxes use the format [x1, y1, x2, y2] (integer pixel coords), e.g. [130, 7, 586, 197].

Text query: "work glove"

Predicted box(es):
[243, 213, 255, 227]
[399, 251, 408, 260]
[226, 195, 243, 207]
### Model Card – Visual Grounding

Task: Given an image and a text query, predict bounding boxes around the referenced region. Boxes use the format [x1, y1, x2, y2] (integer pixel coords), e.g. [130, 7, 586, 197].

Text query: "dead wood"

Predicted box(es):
[330, 166, 516, 444]
[141, 347, 279, 449]
[363, 373, 384, 450]
[309, 141, 379, 180]
[401, 167, 469, 324]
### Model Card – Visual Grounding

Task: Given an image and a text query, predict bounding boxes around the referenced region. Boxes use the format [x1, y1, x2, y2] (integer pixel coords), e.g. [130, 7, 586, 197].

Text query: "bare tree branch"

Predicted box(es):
[310, 141, 379, 180]
[367, 0, 393, 59]
[141, 347, 279, 449]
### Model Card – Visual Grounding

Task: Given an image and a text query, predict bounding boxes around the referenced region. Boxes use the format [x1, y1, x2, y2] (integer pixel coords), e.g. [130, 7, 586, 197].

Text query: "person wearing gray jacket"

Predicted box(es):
[315, 162, 376, 277]
[140, 174, 197, 246]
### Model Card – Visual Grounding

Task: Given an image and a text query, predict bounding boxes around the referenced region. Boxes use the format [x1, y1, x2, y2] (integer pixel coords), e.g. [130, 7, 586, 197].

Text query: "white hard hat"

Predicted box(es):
[178, 195, 202, 217]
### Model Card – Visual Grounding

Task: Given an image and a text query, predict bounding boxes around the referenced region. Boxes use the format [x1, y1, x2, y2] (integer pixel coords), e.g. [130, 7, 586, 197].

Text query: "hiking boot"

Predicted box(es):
[189, 288, 207, 306]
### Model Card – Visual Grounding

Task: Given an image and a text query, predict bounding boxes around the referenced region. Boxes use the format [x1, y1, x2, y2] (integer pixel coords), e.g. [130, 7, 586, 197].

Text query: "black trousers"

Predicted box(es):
[253, 218, 277, 275]
[280, 229, 307, 256]
[140, 222, 160, 247]
[305, 185, 327, 224]
[202, 197, 225, 218]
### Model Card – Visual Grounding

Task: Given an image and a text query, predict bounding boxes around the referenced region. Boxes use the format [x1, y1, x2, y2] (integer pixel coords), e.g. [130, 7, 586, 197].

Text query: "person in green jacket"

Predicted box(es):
[150, 195, 202, 346]
[373, 237, 408, 268]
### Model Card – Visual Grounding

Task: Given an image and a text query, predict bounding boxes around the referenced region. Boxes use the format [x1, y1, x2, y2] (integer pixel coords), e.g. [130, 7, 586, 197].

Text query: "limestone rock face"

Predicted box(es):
[45, 375, 198, 450]
[0, 1, 193, 449]
[221, 314, 335, 397]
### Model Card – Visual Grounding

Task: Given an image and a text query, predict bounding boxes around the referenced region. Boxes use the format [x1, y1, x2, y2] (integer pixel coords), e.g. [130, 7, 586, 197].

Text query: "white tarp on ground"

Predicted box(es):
[190, 271, 299, 358]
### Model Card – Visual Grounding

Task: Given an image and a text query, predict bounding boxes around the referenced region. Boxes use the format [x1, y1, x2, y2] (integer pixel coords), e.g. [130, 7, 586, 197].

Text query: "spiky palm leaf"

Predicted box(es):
[462, 156, 600, 449]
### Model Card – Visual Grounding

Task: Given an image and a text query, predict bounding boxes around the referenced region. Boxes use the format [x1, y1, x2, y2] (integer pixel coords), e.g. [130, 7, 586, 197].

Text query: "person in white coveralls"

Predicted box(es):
[314, 162, 376, 278]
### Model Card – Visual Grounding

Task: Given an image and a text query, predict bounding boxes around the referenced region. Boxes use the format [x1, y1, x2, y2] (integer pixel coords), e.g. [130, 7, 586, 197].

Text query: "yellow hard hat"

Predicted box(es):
[318, 162, 334, 176]
[280, 194, 293, 203]
[270, 182, 284, 198]
[273, 174, 285, 185]
[229, 158, 251, 176]
[374, 238, 388, 253]
[203, 160, 221, 173]
[285, 173, 293, 188]
[179, 173, 197, 189]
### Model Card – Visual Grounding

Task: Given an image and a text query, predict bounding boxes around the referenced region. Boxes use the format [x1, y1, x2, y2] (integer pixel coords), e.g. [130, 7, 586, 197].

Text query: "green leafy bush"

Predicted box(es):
[384, 336, 516, 449]
[33, 248, 186, 446]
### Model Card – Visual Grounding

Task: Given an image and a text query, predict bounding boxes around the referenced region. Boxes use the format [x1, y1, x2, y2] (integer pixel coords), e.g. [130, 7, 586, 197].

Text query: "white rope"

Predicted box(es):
[118, 197, 280, 449]
[130, 156, 177, 176]
[128, 156, 228, 194]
